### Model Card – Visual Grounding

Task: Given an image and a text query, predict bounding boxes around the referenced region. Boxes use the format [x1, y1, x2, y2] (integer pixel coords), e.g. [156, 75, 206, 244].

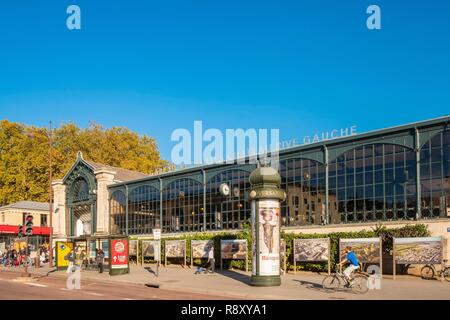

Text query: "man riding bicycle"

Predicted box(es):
[339, 248, 360, 287]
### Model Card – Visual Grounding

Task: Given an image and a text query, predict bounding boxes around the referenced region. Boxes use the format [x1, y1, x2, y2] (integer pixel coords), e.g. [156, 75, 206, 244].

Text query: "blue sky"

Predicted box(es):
[0, 0, 449, 161]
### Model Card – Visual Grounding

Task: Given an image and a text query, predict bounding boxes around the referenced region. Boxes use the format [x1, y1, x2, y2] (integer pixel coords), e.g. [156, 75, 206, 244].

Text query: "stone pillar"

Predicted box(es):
[249, 163, 286, 287]
[52, 180, 67, 238]
[95, 169, 116, 235]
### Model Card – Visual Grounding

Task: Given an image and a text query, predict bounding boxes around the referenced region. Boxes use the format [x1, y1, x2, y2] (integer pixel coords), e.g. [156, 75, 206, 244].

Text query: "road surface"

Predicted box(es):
[0, 271, 232, 300]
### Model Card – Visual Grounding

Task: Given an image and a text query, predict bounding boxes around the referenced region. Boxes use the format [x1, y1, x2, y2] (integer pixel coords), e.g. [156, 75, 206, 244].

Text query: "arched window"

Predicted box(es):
[128, 185, 160, 235]
[110, 190, 126, 235]
[328, 143, 416, 224]
[420, 130, 450, 218]
[280, 158, 326, 226]
[72, 178, 90, 202]
[206, 169, 251, 231]
[162, 179, 203, 233]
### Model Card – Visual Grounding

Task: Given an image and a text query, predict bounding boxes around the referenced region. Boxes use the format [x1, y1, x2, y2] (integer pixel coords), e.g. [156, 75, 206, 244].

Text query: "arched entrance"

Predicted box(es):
[65, 165, 97, 237]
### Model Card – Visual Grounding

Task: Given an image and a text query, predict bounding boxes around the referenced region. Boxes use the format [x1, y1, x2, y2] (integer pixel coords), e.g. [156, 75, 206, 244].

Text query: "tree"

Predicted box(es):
[0, 120, 169, 205]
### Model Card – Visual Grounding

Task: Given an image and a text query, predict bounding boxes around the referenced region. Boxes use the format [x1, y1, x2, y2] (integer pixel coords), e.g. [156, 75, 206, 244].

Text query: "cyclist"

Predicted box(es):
[339, 248, 360, 287]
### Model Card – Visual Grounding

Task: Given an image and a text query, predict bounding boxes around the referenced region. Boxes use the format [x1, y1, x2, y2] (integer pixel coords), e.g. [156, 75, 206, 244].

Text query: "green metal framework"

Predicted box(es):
[64, 155, 98, 236]
[105, 116, 450, 235]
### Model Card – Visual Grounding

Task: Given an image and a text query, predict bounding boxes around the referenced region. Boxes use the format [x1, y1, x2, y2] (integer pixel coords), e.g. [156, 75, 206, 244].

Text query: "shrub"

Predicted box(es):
[133, 223, 431, 273]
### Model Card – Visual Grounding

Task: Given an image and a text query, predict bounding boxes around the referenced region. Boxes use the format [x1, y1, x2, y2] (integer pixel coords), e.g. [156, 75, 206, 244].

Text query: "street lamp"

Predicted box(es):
[46, 121, 54, 268]
[26, 121, 54, 268]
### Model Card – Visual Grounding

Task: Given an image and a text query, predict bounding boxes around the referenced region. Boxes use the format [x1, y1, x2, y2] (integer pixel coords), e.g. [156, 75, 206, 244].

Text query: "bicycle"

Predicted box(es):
[322, 266, 369, 294]
[421, 260, 450, 281]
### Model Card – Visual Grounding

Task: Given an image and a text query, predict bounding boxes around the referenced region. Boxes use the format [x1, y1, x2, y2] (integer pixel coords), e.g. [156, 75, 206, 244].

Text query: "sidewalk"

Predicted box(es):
[1, 264, 449, 300]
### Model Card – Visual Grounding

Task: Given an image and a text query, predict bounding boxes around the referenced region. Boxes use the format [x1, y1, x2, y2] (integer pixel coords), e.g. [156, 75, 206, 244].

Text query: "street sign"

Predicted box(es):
[25, 215, 33, 236]
[153, 229, 161, 240]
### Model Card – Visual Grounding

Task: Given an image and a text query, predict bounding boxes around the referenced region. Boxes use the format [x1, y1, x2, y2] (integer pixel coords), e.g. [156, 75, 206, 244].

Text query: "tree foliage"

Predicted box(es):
[0, 120, 169, 205]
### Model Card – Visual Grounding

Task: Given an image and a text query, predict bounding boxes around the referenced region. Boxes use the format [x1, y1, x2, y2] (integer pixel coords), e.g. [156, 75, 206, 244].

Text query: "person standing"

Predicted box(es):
[207, 248, 215, 273]
[96, 249, 105, 274]
[64, 248, 76, 274]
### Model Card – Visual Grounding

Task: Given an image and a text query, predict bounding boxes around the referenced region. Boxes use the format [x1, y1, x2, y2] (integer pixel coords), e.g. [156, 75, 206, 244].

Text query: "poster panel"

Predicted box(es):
[394, 237, 443, 264]
[165, 240, 186, 258]
[89, 241, 96, 259]
[101, 241, 109, 259]
[111, 239, 129, 270]
[142, 240, 159, 258]
[0, 242, 5, 255]
[258, 200, 280, 276]
[129, 240, 138, 256]
[294, 238, 330, 262]
[340, 238, 381, 263]
[221, 240, 247, 260]
[56, 241, 74, 268]
[191, 240, 214, 259]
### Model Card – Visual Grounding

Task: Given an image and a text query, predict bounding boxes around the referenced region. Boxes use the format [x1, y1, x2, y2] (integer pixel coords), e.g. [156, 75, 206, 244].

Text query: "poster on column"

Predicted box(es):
[258, 200, 280, 276]
[251, 201, 256, 276]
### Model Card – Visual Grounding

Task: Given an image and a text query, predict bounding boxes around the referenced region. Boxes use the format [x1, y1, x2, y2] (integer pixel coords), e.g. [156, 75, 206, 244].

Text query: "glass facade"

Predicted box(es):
[110, 190, 126, 234]
[162, 179, 203, 233]
[420, 130, 450, 218]
[108, 123, 450, 235]
[280, 158, 326, 226]
[328, 143, 417, 224]
[206, 169, 251, 230]
[128, 185, 160, 235]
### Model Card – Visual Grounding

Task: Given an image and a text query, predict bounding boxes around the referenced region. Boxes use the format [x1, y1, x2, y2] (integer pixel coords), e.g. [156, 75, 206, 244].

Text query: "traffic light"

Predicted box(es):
[18, 225, 23, 238]
[25, 215, 33, 236]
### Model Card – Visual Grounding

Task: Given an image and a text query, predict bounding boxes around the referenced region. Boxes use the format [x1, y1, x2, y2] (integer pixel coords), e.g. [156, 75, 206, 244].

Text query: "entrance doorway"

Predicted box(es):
[73, 204, 93, 237]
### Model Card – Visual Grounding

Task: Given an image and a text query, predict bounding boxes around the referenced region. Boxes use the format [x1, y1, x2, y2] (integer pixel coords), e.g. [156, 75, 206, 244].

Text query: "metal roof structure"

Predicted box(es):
[110, 115, 450, 189]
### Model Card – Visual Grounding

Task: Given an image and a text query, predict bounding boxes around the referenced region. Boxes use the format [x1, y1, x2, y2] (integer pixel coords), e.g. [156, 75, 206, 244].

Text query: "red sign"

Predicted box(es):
[111, 239, 129, 269]
[0, 225, 50, 235]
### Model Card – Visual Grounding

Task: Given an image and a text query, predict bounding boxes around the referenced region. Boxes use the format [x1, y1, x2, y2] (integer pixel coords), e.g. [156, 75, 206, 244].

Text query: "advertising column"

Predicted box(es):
[249, 163, 286, 287]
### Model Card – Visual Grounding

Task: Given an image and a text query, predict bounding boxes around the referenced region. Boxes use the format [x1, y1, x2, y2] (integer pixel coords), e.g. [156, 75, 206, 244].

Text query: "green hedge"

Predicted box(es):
[133, 223, 431, 272]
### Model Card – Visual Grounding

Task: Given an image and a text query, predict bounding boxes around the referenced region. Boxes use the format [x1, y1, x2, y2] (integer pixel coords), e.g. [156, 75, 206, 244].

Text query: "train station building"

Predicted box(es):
[51, 116, 450, 258]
